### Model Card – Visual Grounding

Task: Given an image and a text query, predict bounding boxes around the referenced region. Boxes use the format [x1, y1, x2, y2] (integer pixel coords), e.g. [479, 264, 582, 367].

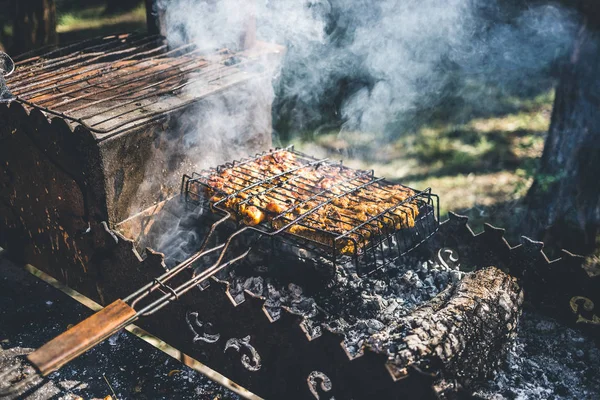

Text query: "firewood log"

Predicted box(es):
[366, 266, 523, 384]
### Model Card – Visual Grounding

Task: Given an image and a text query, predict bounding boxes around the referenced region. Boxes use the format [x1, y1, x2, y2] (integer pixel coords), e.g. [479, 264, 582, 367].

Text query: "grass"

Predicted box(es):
[290, 89, 555, 242]
[57, 2, 146, 34]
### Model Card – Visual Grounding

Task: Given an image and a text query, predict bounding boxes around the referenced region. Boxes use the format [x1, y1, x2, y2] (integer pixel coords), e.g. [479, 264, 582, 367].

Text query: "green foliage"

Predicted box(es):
[291, 88, 555, 243]
[2, 25, 12, 37]
[57, 2, 146, 33]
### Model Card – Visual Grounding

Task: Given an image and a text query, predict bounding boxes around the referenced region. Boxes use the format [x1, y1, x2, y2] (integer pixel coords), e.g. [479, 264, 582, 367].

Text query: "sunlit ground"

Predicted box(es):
[291, 90, 554, 243]
[53, 1, 147, 43]
[57, 4, 146, 33]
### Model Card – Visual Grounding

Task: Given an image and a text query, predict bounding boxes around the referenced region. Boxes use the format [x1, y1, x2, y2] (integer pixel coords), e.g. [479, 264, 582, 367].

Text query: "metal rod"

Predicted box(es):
[215, 163, 383, 238]
[14, 43, 229, 100]
[9, 35, 164, 90]
[19, 42, 219, 102]
[61, 52, 234, 116]
[125, 240, 227, 306]
[82, 61, 246, 127]
[8, 34, 267, 136]
[14, 42, 198, 98]
[14, 72, 256, 137]
[336, 189, 429, 240]
[30, 56, 208, 107]
[13, 33, 143, 64]
[136, 234, 253, 317]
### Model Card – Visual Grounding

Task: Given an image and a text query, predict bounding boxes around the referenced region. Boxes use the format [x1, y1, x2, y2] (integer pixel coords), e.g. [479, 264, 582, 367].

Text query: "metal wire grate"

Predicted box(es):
[6, 33, 275, 137]
[183, 146, 440, 275]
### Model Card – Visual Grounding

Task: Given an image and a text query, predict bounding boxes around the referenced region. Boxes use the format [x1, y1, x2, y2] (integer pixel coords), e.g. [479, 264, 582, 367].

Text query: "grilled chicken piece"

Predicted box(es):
[266, 201, 288, 214]
[240, 205, 265, 226]
[200, 150, 421, 255]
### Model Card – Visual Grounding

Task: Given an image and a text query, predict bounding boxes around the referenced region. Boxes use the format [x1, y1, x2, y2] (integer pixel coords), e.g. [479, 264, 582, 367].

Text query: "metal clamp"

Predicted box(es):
[152, 277, 180, 301]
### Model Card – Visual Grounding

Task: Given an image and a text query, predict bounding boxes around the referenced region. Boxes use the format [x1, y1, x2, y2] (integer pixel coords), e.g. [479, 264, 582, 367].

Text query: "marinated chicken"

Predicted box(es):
[196, 150, 421, 255]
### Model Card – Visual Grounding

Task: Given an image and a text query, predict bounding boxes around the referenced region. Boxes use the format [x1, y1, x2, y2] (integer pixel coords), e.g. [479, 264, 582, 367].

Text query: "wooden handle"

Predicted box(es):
[27, 299, 136, 376]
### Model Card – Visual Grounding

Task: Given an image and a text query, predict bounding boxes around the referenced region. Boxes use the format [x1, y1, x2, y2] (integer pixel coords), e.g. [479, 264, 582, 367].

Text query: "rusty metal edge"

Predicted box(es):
[444, 211, 598, 278]
[6, 40, 284, 143]
[22, 263, 263, 400]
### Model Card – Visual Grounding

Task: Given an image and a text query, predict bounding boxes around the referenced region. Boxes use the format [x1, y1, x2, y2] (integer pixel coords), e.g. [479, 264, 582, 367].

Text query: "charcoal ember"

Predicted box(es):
[263, 282, 281, 308]
[263, 305, 281, 322]
[227, 275, 319, 319]
[242, 276, 265, 297]
[300, 319, 323, 340]
[473, 310, 600, 399]
[323, 259, 463, 358]
[222, 247, 464, 359]
[228, 288, 246, 305]
[323, 318, 351, 335]
[341, 319, 388, 357]
[280, 283, 318, 318]
[366, 267, 523, 383]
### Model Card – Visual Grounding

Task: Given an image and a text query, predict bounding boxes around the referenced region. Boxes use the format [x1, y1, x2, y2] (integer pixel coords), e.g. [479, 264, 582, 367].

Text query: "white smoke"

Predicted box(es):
[145, 0, 578, 260]
[155, 0, 578, 140]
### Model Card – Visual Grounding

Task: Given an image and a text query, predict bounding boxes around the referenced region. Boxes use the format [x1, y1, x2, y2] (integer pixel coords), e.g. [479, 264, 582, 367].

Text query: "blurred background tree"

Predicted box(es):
[12, 0, 58, 53]
[524, 2, 600, 255]
[0, 0, 147, 53]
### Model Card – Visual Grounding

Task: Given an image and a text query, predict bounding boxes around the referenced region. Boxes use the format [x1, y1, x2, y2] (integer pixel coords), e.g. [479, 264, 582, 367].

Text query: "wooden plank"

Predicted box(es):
[27, 299, 136, 376]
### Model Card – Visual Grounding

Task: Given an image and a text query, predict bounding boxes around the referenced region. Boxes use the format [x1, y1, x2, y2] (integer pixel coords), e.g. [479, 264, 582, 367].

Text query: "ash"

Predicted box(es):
[473, 310, 600, 400]
[225, 253, 464, 357]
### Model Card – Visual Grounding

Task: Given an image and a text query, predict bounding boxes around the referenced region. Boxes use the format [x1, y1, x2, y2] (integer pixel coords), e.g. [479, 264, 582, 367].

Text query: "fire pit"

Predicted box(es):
[0, 33, 598, 400]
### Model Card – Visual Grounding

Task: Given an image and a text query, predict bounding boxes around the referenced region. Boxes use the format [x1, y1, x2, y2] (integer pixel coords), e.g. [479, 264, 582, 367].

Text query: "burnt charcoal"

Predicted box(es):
[242, 276, 265, 297]
[366, 267, 523, 382]
[224, 251, 464, 359]
[215, 226, 523, 387]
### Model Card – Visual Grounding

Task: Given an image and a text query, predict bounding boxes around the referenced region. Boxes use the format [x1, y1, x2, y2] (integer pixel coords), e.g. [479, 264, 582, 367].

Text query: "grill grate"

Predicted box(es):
[6, 33, 275, 138]
[183, 146, 440, 275]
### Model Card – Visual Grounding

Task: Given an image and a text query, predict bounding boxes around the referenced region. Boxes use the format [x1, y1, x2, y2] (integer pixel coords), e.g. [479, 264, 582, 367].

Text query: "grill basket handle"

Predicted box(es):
[27, 299, 136, 376]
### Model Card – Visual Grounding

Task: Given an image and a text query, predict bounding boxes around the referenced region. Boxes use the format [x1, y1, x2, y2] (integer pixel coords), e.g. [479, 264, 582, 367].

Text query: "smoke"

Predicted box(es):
[153, 0, 579, 143]
[145, 0, 579, 261]
[270, 0, 578, 138]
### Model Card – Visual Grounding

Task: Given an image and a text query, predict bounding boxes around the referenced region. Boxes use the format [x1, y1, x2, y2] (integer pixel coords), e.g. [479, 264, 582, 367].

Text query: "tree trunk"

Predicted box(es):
[524, 15, 600, 255]
[12, 0, 57, 54]
[0, 15, 4, 51]
[145, 0, 161, 35]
